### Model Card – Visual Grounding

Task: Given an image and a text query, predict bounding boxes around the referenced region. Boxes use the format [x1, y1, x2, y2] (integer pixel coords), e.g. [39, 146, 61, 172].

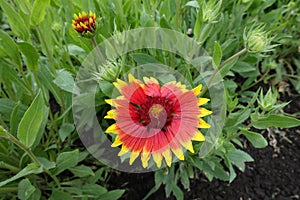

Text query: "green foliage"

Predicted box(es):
[0, 0, 299, 199]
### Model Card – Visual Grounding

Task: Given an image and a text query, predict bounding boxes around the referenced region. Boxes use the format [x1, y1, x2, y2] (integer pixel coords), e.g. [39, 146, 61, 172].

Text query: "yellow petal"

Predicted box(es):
[199, 108, 212, 117]
[128, 74, 137, 83]
[82, 11, 87, 17]
[79, 22, 88, 29]
[198, 119, 211, 128]
[111, 135, 122, 147]
[129, 151, 140, 165]
[79, 12, 82, 18]
[118, 145, 129, 156]
[152, 153, 162, 168]
[104, 110, 117, 119]
[74, 13, 79, 20]
[172, 148, 184, 160]
[143, 76, 159, 84]
[72, 23, 76, 29]
[193, 84, 202, 96]
[193, 130, 205, 141]
[162, 149, 172, 167]
[141, 152, 150, 168]
[113, 78, 127, 91]
[106, 124, 118, 134]
[89, 11, 93, 17]
[198, 98, 210, 106]
[182, 141, 194, 153]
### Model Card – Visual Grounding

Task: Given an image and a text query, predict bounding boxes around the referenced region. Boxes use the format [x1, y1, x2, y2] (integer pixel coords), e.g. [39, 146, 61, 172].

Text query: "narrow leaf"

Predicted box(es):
[30, 0, 50, 26]
[253, 114, 300, 129]
[17, 91, 46, 147]
[213, 41, 222, 67]
[18, 179, 36, 200]
[53, 150, 79, 175]
[18, 42, 39, 71]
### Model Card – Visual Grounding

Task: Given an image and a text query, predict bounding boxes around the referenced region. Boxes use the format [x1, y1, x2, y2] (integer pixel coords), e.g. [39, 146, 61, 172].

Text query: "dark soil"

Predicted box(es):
[107, 90, 300, 200]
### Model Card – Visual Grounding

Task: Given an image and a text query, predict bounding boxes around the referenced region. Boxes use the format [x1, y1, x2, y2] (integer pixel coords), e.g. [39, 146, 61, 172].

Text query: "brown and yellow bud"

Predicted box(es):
[72, 11, 96, 37]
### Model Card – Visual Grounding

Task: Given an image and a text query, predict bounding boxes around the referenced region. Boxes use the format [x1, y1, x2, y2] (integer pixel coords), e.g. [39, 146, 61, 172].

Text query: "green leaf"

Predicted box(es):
[0, 98, 18, 116]
[0, 164, 43, 187]
[227, 149, 254, 172]
[130, 53, 161, 65]
[0, 0, 29, 40]
[18, 179, 36, 200]
[220, 57, 238, 77]
[53, 149, 79, 175]
[37, 157, 56, 170]
[253, 114, 300, 129]
[97, 189, 125, 200]
[17, 91, 46, 147]
[69, 165, 94, 177]
[185, 0, 199, 8]
[172, 183, 184, 200]
[240, 129, 268, 148]
[18, 42, 39, 71]
[81, 184, 107, 197]
[30, 0, 50, 26]
[49, 190, 73, 200]
[0, 30, 22, 70]
[53, 69, 78, 94]
[213, 41, 222, 67]
[59, 123, 75, 141]
[10, 102, 26, 136]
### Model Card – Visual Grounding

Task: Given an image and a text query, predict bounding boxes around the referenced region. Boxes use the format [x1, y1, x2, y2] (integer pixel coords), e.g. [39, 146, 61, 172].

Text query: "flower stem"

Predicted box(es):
[91, 37, 105, 73]
[0, 127, 40, 165]
[200, 48, 247, 96]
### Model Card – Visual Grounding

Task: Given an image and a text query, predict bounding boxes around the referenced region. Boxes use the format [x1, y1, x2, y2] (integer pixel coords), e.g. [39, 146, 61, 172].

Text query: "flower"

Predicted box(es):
[105, 74, 212, 168]
[72, 11, 96, 37]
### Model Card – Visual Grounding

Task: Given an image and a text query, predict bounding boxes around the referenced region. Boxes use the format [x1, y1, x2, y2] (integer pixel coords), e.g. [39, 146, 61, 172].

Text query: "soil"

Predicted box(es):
[107, 89, 300, 200]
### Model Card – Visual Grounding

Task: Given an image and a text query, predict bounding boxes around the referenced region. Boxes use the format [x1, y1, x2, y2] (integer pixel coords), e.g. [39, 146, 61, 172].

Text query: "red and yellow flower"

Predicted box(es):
[72, 11, 96, 36]
[105, 74, 212, 168]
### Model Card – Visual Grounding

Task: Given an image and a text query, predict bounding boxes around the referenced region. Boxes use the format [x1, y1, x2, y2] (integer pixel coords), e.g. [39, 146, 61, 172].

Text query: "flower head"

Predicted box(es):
[244, 24, 276, 54]
[105, 74, 212, 168]
[72, 11, 96, 37]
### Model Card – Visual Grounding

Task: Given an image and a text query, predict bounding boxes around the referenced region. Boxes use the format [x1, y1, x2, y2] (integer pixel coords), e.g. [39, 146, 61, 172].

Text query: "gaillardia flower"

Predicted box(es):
[105, 74, 212, 168]
[72, 11, 96, 37]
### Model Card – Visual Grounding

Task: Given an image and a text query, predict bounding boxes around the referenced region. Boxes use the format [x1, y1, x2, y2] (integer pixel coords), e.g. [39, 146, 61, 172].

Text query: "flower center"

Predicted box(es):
[149, 104, 164, 119]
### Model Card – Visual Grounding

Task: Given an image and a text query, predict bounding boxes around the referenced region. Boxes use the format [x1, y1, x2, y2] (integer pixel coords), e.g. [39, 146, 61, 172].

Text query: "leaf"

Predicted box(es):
[227, 149, 254, 172]
[53, 69, 79, 94]
[17, 91, 46, 147]
[81, 184, 107, 197]
[49, 190, 73, 200]
[172, 183, 184, 200]
[240, 129, 268, 148]
[220, 57, 238, 77]
[185, 0, 199, 8]
[0, 164, 43, 187]
[69, 165, 94, 177]
[30, 0, 50, 26]
[0, 30, 22, 70]
[253, 114, 300, 129]
[18, 42, 39, 71]
[37, 157, 56, 170]
[0, 0, 29, 40]
[0, 98, 18, 116]
[97, 189, 125, 200]
[10, 102, 26, 136]
[213, 41, 222, 67]
[59, 123, 75, 141]
[53, 149, 79, 175]
[18, 179, 36, 200]
[130, 53, 161, 65]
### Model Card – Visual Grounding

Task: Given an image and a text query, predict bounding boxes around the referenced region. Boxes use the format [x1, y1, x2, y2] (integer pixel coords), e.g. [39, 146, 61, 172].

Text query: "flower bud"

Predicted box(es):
[244, 24, 274, 54]
[72, 11, 97, 37]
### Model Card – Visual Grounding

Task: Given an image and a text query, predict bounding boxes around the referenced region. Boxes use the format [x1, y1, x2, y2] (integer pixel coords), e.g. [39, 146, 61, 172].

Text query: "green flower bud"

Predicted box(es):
[244, 24, 275, 54]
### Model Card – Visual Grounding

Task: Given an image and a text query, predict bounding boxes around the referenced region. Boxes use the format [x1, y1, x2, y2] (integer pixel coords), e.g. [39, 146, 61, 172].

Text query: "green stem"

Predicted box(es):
[0, 161, 20, 173]
[0, 128, 40, 165]
[201, 48, 247, 96]
[91, 37, 105, 73]
[0, 127, 62, 189]
[175, 0, 181, 30]
[0, 187, 18, 193]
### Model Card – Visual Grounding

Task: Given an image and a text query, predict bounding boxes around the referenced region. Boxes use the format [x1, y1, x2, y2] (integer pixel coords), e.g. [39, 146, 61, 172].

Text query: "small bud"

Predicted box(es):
[93, 61, 121, 82]
[202, 0, 222, 23]
[72, 11, 97, 37]
[244, 24, 276, 54]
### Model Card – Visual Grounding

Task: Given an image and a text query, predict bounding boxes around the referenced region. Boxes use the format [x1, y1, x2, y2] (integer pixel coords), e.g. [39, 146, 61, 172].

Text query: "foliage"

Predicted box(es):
[0, 0, 300, 199]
